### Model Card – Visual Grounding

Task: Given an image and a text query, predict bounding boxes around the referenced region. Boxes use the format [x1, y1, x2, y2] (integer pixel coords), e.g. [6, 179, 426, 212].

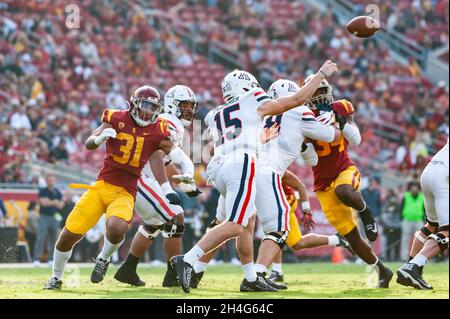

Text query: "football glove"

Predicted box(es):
[94, 128, 117, 145]
[334, 112, 347, 130]
[301, 211, 316, 233]
[332, 100, 354, 117]
[171, 174, 195, 184]
[165, 192, 181, 206]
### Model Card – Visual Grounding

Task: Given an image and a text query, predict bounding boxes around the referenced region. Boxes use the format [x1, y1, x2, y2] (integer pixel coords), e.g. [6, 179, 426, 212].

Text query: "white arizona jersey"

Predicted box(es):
[205, 87, 271, 161]
[260, 105, 336, 176]
[141, 112, 185, 178]
[429, 139, 449, 168]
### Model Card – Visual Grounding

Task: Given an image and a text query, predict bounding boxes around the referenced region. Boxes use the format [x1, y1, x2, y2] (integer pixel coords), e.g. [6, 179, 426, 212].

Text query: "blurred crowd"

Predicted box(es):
[0, 1, 448, 262]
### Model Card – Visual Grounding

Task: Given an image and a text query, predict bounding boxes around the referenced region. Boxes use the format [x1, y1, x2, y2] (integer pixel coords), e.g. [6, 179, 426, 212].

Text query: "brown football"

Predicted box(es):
[346, 16, 380, 38]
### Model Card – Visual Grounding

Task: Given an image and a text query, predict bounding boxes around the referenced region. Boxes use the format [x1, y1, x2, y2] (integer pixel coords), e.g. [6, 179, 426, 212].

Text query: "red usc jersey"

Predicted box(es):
[312, 101, 354, 191]
[97, 109, 170, 197]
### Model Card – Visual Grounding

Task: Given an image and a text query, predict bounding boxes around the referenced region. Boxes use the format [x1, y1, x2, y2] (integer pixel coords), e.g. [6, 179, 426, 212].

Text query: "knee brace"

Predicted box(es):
[415, 226, 434, 243]
[138, 224, 163, 239]
[262, 231, 289, 249]
[428, 233, 449, 251]
[206, 218, 221, 232]
[162, 223, 185, 238]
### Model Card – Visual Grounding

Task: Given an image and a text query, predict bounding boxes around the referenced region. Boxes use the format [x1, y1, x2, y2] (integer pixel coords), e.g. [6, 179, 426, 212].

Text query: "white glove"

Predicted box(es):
[178, 182, 197, 193]
[94, 128, 117, 145]
[171, 174, 195, 184]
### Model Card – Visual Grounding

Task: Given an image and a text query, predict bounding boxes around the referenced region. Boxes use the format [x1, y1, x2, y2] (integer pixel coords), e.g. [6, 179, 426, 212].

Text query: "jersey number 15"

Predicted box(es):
[214, 104, 242, 146]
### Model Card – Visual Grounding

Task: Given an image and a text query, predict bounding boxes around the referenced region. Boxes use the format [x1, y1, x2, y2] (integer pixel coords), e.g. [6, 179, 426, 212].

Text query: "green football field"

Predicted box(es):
[0, 262, 448, 299]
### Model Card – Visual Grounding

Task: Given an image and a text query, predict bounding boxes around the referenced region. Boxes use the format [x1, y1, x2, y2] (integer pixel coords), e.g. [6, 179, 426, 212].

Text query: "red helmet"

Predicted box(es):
[129, 85, 163, 127]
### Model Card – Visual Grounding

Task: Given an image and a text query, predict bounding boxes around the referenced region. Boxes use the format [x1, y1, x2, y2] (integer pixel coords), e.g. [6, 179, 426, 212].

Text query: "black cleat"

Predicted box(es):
[170, 255, 192, 293]
[163, 261, 180, 287]
[396, 263, 433, 290]
[359, 207, 378, 242]
[44, 277, 62, 290]
[190, 271, 204, 289]
[377, 263, 393, 288]
[240, 276, 278, 292]
[258, 272, 287, 290]
[114, 263, 145, 287]
[91, 257, 110, 283]
[336, 233, 355, 255]
[268, 270, 284, 282]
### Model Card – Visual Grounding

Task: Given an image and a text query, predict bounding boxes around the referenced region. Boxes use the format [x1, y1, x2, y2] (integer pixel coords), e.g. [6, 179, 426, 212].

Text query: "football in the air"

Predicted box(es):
[346, 16, 380, 38]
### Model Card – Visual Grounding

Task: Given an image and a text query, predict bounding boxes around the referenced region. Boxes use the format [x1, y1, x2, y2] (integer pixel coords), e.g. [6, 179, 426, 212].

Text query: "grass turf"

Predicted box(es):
[0, 262, 447, 299]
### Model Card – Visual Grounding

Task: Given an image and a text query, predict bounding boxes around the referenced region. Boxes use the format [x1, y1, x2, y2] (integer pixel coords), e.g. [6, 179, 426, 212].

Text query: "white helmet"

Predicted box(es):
[164, 85, 198, 126]
[221, 70, 260, 102]
[268, 79, 300, 99]
[304, 74, 333, 110]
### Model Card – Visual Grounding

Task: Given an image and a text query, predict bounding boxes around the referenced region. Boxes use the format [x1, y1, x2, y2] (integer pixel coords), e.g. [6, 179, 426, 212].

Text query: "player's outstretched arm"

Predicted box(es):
[257, 60, 338, 118]
[159, 138, 195, 180]
[85, 122, 115, 150]
[150, 150, 170, 185]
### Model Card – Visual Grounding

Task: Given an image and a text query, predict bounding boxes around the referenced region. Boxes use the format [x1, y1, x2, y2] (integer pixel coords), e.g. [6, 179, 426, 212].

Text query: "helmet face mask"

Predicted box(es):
[304, 76, 333, 110]
[164, 85, 197, 126]
[130, 85, 162, 127]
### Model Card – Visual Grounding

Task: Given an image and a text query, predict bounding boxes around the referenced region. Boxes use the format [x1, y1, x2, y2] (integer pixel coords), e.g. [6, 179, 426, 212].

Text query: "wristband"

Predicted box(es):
[301, 201, 311, 212]
[319, 70, 327, 78]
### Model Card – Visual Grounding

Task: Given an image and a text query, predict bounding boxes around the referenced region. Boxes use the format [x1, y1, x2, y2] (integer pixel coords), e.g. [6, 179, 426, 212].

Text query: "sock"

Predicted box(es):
[272, 263, 283, 274]
[254, 263, 268, 275]
[242, 262, 257, 282]
[193, 261, 208, 274]
[52, 248, 73, 280]
[98, 236, 124, 261]
[183, 245, 205, 266]
[357, 202, 367, 213]
[328, 235, 340, 246]
[410, 253, 428, 267]
[124, 253, 140, 267]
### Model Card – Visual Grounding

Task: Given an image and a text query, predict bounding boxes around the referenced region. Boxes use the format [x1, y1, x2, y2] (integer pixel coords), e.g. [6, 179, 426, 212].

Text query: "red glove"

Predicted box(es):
[301, 211, 316, 233]
[332, 100, 354, 117]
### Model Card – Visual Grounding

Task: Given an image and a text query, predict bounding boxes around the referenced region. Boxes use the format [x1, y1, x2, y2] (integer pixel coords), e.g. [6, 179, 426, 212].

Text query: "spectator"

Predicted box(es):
[25, 201, 39, 259]
[50, 139, 69, 163]
[381, 190, 402, 261]
[362, 177, 382, 223]
[33, 173, 64, 266]
[9, 105, 32, 130]
[400, 181, 425, 261]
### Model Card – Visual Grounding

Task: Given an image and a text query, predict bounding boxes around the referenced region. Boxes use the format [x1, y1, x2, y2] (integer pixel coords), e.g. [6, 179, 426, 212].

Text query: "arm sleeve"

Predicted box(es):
[300, 143, 318, 166]
[300, 114, 336, 143]
[342, 122, 361, 145]
[168, 147, 194, 177]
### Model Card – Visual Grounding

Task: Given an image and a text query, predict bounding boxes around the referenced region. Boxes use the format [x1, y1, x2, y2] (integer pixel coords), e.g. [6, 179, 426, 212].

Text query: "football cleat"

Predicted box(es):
[359, 207, 378, 242]
[336, 233, 355, 255]
[114, 264, 145, 287]
[268, 270, 284, 283]
[396, 263, 433, 290]
[377, 263, 393, 288]
[170, 255, 192, 293]
[190, 271, 204, 289]
[90, 257, 110, 283]
[257, 272, 287, 290]
[162, 261, 180, 287]
[240, 276, 278, 292]
[44, 277, 62, 290]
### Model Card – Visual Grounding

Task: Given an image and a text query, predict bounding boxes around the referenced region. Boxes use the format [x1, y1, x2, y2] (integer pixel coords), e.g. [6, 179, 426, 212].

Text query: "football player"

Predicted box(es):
[171, 60, 339, 293]
[303, 76, 393, 288]
[268, 170, 354, 283]
[44, 85, 194, 290]
[114, 85, 200, 287]
[397, 139, 448, 289]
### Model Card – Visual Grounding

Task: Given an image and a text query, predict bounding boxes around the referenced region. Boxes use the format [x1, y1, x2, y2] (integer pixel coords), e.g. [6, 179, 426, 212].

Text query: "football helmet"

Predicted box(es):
[164, 85, 198, 126]
[221, 70, 260, 102]
[304, 74, 333, 110]
[268, 79, 300, 99]
[129, 85, 163, 127]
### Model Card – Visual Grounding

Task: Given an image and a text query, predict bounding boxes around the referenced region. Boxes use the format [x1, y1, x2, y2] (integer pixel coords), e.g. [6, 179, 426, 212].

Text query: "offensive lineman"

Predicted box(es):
[397, 139, 449, 289]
